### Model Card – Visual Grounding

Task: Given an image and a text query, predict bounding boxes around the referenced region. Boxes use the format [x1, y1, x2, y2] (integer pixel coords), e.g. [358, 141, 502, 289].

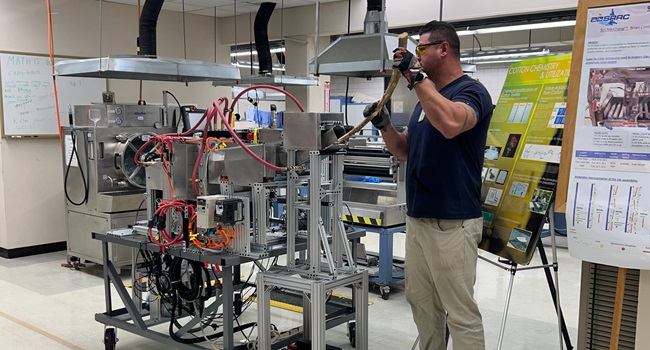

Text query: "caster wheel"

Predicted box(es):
[380, 286, 390, 300]
[62, 256, 86, 270]
[347, 321, 356, 348]
[104, 328, 117, 350]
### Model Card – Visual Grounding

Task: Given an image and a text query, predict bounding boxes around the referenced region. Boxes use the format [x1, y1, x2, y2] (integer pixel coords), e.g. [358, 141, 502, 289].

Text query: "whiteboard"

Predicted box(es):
[0, 52, 106, 137]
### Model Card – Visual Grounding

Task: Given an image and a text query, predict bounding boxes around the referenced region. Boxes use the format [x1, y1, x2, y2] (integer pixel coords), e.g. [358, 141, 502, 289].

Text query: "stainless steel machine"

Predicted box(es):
[342, 139, 406, 227]
[62, 104, 173, 267]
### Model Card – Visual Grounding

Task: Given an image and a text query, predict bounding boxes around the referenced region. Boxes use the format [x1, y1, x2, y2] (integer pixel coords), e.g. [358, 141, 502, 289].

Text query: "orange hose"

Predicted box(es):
[46, 0, 62, 141]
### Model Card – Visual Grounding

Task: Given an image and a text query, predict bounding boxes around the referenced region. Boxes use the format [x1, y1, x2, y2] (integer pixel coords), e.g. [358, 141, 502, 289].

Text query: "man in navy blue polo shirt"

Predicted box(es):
[364, 20, 493, 350]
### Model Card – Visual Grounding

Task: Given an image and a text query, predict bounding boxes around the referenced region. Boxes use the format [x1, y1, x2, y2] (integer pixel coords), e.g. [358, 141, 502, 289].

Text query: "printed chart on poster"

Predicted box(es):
[567, 3, 650, 269]
[479, 54, 571, 265]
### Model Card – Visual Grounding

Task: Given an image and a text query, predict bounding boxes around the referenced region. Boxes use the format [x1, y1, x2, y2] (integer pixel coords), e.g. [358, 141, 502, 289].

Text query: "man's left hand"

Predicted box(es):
[392, 48, 420, 76]
[393, 48, 426, 90]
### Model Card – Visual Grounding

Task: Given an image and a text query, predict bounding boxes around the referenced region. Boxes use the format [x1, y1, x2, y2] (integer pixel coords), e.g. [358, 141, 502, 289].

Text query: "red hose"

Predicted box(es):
[214, 100, 284, 172]
[181, 108, 210, 136]
[230, 84, 305, 118]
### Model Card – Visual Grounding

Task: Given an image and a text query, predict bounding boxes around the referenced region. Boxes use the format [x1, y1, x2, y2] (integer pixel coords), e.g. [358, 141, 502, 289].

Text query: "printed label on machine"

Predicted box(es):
[64, 134, 78, 167]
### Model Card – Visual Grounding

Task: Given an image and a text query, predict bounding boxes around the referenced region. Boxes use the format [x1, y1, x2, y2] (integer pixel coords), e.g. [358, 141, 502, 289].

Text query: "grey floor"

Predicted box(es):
[0, 232, 580, 350]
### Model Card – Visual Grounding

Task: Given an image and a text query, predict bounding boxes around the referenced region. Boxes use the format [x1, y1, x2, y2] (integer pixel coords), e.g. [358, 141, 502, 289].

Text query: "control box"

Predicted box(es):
[196, 195, 218, 229]
[196, 195, 244, 228]
[215, 198, 244, 225]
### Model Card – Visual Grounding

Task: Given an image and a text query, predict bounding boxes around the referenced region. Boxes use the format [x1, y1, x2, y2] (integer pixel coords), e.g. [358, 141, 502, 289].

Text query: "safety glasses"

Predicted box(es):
[415, 40, 446, 56]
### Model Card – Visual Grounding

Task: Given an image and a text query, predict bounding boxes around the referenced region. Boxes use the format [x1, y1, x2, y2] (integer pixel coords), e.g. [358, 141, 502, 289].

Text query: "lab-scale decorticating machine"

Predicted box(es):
[71, 87, 370, 350]
[62, 104, 174, 267]
[342, 139, 406, 228]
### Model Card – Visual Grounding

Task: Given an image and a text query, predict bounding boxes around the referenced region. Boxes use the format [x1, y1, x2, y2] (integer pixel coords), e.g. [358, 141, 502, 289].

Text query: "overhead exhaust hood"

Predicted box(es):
[54, 0, 240, 83]
[55, 56, 240, 82]
[309, 0, 417, 78]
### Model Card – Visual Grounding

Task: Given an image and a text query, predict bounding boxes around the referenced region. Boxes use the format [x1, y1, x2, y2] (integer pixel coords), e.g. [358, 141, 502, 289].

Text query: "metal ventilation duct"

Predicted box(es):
[54, 56, 240, 82]
[309, 0, 417, 78]
[55, 0, 240, 83]
[225, 3, 318, 87]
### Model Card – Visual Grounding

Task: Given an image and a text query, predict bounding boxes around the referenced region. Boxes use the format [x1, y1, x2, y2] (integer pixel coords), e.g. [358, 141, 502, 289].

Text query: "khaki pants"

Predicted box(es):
[405, 216, 485, 350]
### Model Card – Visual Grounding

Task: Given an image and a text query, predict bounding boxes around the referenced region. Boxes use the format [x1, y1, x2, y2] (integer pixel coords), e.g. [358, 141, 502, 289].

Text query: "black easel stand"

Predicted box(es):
[479, 203, 574, 350]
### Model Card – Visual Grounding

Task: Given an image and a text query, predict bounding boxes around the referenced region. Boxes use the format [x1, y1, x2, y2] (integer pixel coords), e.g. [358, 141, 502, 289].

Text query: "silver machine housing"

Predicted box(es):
[62, 104, 174, 267]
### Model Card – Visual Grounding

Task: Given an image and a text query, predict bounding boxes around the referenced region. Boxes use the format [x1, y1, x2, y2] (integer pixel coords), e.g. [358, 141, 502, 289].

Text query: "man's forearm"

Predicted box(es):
[380, 124, 408, 160]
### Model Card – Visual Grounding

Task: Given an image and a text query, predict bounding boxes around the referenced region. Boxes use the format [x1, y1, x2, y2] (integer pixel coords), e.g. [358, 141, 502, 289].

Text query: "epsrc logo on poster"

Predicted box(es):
[590, 9, 631, 25]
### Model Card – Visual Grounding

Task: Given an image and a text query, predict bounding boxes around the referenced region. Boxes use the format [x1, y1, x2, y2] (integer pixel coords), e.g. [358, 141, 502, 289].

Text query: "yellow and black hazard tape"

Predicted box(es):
[342, 214, 382, 226]
[246, 292, 373, 314]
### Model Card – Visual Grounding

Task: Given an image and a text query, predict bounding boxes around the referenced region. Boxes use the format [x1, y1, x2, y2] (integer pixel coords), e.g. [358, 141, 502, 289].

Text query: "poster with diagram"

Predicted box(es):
[567, 3, 650, 269]
[479, 54, 571, 265]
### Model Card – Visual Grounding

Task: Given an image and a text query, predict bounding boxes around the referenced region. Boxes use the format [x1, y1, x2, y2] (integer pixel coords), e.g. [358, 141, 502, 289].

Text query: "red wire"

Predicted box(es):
[149, 200, 195, 250]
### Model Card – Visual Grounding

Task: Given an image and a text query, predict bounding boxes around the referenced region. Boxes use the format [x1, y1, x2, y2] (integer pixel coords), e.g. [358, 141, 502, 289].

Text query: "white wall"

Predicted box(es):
[0, 0, 231, 250]
[468, 63, 510, 103]
[330, 76, 384, 101]
[217, 0, 577, 44]
[329, 63, 509, 108]
[443, 0, 576, 22]
[0, 141, 5, 248]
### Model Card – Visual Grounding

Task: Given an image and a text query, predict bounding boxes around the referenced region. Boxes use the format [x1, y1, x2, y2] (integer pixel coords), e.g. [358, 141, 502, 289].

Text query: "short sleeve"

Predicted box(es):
[451, 81, 493, 122]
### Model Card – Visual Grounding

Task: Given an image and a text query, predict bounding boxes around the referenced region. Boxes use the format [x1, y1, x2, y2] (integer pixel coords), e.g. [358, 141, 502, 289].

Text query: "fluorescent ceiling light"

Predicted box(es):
[460, 47, 550, 63]
[456, 30, 478, 37]
[232, 62, 286, 72]
[413, 31, 475, 41]
[230, 47, 285, 57]
[409, 20, 574, 41]
[473, 59, 523, 65]
[476, 20, 576, 34]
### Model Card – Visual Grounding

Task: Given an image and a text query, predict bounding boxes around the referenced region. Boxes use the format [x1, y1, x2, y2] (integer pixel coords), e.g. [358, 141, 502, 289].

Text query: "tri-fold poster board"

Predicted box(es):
[479, 54, 571, 265]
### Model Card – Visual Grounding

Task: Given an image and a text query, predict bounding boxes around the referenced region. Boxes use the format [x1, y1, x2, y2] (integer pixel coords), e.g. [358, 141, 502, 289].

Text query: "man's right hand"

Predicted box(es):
[363, 102, 391, 131]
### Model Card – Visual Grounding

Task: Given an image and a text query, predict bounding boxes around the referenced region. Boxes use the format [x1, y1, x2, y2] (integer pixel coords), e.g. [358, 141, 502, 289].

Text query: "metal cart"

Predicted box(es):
[93, 229, 365, 350]
[352, 224, 406, 300]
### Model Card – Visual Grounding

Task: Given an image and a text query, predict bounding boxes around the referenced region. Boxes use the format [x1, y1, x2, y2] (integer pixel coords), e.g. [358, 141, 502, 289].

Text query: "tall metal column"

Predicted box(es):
[286, 150, 297, 269]
[257, 273, 272, 350]
[309, 151, 322, 274]
[311, 281, 327, 349]
[252, 183, 267, 246]
[331, 153, 344, 268]
[222, 265, 234, 349]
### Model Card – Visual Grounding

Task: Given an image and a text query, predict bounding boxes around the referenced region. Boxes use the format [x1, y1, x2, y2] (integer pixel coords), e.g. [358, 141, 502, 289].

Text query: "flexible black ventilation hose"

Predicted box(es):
[139, 0, 165, 56]
[254, 2, 276, 75]
[367, 0, 383, 11]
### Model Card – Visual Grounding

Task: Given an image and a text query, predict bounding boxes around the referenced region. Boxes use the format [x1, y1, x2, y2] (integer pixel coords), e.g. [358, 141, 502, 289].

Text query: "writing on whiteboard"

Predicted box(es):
[1, 53, 105, 136]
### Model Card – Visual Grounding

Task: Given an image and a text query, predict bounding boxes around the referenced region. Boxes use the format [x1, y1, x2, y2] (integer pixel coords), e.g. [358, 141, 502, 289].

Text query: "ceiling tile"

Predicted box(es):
[187, 7, 234, 17]
[101, 0, 327, 17]
[161, 2, 206, 12]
